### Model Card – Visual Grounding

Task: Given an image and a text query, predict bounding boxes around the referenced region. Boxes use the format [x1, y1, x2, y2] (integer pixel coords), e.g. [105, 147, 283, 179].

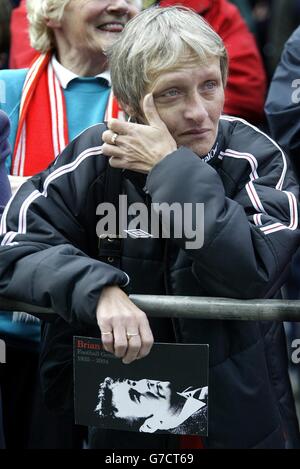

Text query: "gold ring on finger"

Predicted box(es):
[126, 333, 139, 340]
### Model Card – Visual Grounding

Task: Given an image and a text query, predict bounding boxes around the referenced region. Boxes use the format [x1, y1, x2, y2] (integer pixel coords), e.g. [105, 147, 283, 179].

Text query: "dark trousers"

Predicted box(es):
[0, 344, 86, 449]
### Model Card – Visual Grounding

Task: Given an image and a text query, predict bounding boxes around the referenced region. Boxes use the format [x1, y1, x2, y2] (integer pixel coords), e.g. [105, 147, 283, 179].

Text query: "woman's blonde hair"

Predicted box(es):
[108, 6, 228, 117]
[27, 0, 71, 53]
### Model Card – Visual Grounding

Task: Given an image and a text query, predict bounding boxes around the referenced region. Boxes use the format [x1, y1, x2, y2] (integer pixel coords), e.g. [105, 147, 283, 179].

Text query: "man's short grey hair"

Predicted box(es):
[108, 6, 228, 117]
[26, 0, 70, 53]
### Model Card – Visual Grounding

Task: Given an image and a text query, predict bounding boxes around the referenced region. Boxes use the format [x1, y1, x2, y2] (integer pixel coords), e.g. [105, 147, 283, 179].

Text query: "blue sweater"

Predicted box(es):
[0, 68, 111, 172]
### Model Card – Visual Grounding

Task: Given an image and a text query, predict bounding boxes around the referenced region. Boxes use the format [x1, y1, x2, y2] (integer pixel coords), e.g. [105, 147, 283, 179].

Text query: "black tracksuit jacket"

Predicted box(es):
[0, 116, 300, 448]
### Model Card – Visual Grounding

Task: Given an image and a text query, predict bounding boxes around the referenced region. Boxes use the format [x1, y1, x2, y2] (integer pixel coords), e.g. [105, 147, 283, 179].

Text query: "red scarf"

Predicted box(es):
[12, 53, 123, 176]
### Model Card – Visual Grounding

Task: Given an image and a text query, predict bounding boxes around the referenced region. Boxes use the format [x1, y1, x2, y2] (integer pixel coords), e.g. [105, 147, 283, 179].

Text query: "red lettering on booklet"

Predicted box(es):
[76, 340, 102, 350]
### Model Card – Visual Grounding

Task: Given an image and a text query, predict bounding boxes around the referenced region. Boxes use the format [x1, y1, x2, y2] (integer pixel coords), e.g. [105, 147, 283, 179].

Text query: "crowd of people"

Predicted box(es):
[0, 0, 300, 450]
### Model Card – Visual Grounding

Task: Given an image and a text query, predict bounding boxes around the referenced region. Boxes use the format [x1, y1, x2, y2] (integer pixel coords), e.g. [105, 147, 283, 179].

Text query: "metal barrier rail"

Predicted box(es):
[1, 295, 300, 321]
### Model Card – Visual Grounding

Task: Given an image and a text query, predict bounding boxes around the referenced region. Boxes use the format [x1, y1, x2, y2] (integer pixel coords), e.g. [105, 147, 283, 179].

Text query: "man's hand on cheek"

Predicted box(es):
[102, 94, 177, 173]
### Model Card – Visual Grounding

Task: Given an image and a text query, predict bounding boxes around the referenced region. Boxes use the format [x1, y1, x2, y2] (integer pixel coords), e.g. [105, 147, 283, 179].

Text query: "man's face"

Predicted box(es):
[111, 379, 172, 419]
[57, 0, 139, 55]
[146, 57, 225, 157]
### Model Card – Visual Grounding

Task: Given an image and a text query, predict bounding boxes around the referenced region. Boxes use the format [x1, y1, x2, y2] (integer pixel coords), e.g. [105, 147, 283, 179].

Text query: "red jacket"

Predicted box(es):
[160, 0, 267, 123]
[9, 0, 37, 69]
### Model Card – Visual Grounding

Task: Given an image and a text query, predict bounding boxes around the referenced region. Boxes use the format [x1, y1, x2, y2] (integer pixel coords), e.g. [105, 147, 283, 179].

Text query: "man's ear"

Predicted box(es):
[121, 103, 146, 125]
[122, 103, 136, 118]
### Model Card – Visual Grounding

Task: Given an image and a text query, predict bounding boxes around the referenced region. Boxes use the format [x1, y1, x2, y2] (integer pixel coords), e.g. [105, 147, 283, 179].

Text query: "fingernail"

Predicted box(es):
[122, 359, 131, 365]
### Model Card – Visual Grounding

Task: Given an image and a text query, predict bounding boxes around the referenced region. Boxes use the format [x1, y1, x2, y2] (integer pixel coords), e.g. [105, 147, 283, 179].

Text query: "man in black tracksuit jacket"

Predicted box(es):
[0, 114, 300, 448]
[1, 7, 300, 449]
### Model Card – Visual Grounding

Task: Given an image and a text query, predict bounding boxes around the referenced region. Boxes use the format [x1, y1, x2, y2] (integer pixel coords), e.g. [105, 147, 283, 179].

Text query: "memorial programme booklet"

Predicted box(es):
[74, 336, 209, 436]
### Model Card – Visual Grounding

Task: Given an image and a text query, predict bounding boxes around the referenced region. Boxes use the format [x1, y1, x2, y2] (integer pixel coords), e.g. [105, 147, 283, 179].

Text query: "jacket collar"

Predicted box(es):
[202, 123, 224, 167]
[51, 55, 111, 89]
